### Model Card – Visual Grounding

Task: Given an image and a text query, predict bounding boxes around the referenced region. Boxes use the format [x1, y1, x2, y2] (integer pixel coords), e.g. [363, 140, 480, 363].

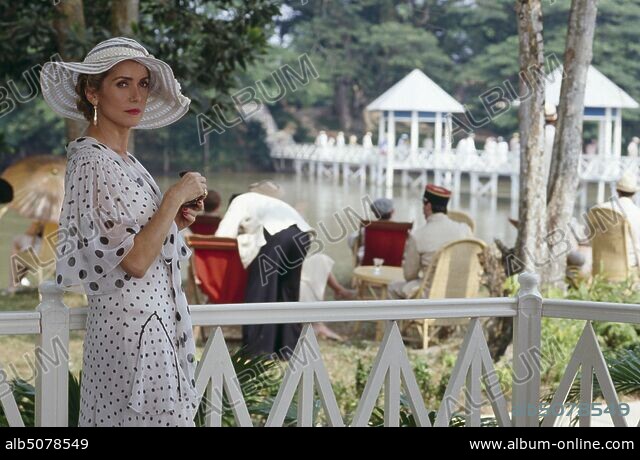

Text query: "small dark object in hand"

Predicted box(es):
[179, 171, 206, 209]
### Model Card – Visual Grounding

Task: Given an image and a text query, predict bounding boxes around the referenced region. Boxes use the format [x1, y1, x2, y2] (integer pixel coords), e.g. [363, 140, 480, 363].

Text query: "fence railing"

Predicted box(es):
[1, 272, 639, 427]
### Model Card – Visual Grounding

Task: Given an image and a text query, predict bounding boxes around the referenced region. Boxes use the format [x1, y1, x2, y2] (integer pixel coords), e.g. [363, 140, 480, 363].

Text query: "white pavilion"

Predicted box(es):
[366, 69, 465, 188]
[545, 65, 639, 157]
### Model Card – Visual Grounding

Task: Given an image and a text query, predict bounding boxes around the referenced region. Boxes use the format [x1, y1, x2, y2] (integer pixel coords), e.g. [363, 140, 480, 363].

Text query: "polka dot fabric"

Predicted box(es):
[57, 136, 197, 426]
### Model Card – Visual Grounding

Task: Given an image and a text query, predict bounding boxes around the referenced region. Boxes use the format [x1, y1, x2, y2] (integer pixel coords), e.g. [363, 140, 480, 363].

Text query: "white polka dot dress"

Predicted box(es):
[56, 136, 198, 427]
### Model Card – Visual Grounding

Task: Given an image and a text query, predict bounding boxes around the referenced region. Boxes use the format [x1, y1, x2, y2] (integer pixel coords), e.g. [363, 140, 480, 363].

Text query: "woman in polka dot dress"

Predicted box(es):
[40, 38, 207, 426]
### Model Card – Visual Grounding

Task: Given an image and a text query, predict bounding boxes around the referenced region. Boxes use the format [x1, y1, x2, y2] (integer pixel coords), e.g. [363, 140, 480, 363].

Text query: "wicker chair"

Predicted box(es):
[403, 238, 487, 349]
[587, 207, 639, 282]
[447, 210, 475, 234]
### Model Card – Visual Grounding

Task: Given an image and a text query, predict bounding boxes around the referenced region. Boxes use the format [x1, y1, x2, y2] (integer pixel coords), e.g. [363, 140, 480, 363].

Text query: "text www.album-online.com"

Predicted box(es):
[469, 438, 634, 451]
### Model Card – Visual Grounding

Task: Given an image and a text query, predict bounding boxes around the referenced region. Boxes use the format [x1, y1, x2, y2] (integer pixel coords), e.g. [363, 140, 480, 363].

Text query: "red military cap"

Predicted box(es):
[423, 184, 451, 207]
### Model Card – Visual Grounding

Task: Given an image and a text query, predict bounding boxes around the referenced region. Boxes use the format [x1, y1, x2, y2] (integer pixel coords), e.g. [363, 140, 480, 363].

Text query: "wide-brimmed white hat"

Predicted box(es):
[616, 170, 639, 194]
[40, 37, 190, 129]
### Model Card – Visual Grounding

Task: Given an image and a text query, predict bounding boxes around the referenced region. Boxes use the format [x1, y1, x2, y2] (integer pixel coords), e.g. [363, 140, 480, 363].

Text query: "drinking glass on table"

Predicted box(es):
[373, 258, 384, 274]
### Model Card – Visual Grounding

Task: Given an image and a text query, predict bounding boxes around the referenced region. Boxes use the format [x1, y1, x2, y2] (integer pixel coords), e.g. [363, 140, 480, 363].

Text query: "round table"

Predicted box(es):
[352, 266, 405, 340]
[353, 265, 405, 300]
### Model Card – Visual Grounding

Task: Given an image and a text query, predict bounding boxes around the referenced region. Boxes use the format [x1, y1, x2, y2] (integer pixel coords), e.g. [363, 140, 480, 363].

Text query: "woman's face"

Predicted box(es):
[86, 60, 151, 129]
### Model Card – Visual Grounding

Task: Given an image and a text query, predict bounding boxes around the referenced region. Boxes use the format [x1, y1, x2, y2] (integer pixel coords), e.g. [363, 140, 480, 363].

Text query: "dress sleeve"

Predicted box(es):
[56, 151, 141, 295]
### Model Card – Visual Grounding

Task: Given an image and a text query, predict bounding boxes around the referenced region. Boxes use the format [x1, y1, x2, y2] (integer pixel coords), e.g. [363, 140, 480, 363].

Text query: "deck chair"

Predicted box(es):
[188, 215, 221, 235]
[403, 238, 487, 349]
[354, 220, 413, 267]
[185, 235, 248, 343]
[185, 235, 248, 305]
[587, 207, 639, 282]
[447, 210, 475, 234]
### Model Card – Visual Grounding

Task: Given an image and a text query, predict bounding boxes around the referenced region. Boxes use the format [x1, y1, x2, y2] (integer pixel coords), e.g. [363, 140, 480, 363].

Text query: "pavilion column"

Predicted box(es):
[378, 112, 386, 147]
[613, 108, 622, 157]
[435, 112, 442, 154]
[604, 108, 613, 157]
[386, 111, 396, 189]
[410, 110, 419, 163]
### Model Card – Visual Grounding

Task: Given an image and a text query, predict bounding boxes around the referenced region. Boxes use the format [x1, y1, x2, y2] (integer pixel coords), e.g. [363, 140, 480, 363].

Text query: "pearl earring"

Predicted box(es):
[93, 104, 98, 126]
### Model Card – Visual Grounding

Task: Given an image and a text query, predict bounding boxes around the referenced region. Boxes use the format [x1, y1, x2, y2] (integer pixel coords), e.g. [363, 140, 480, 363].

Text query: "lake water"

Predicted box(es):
[0, 170, 522, 291]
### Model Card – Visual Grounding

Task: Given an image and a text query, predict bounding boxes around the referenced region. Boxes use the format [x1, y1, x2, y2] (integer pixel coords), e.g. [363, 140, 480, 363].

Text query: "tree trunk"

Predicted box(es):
[112, 0, 139, 155]
[545, 0, 598, 286]
[515, 0, 549, 279]
[111, 0, 139, 36]
[334, 77, 353, 132]
[53, 0, 87, 142]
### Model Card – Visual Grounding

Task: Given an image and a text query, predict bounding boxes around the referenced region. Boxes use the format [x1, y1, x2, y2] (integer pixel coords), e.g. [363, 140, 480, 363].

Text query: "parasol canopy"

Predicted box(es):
[1, 155, 66, 223]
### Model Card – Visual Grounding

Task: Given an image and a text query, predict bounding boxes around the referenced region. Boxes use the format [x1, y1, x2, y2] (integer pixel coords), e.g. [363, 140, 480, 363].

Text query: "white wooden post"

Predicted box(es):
[512, 272, 542, 427]
[378, 112, 385, 146]
[604, 108, 613, 157]
[613, 109, 622, 158]
[434, 112, 442, 154]
[36, 280, 70, 427]
[597, 180, 605, 203]
[410, 110, 419, 164]
[386, 111, 396, 190]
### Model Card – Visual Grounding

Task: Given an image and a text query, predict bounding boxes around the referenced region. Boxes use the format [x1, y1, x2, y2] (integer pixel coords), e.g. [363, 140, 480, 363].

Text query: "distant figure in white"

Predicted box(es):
[484, 136, 497, 156]
[336, 131, 345, 147]
[348, 134, 358, 145]
[423, 137, 434, 153]
[627, 136, 639, 157]
[455, 136, 467, 156]
[315, 130, 328, 146]
[595, 170, 640, 268]
[464, 133, 477, 155]
[363, 131, 373, 149]
[397, 133, 409, 148]
[496, 136, 509, 164]
[509, 132, 520, 155]
[327, 136, 336, 146]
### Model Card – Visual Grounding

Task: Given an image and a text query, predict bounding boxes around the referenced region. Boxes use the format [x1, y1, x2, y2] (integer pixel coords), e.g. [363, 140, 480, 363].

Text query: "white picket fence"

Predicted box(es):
[1, 272, 639, 427]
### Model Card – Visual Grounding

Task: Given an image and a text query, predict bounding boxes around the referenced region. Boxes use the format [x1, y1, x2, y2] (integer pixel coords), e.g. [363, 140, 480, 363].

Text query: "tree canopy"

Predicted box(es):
[1, 1, 639, 173]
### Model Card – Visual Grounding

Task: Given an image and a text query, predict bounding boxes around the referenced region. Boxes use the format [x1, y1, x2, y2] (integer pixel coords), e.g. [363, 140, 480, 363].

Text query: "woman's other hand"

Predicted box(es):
[175, 198, 204, 231]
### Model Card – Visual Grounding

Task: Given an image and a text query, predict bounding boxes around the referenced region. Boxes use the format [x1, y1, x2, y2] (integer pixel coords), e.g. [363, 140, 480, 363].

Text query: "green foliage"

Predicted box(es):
[0, 371, 80, 427]
[566, 348, 640, 404]
[0, 0, 279, 169]
[594, 322, 638, 351]
[0, 378, 35, 427]
[3, 1, 640, 170]
[564, 273, 640, 304]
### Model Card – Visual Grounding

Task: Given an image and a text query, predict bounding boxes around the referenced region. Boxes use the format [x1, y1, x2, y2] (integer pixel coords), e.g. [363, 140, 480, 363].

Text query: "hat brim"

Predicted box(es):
[616, 185, 639, 194]
[40, 56, 190, 129]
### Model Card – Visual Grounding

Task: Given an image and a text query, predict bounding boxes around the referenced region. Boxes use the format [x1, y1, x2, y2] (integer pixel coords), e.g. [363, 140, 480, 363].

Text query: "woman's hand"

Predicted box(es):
[169, 172, 207, 204]
[175, 199, 204, 231]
